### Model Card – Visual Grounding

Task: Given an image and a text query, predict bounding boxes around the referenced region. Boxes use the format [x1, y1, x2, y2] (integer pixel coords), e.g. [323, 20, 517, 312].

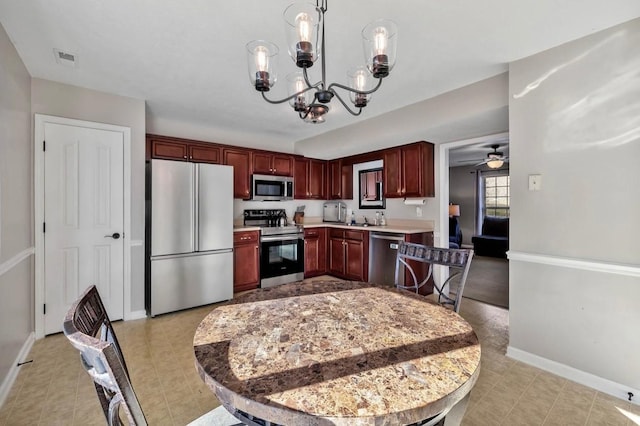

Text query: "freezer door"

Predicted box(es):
[151, 160, 195, 256]
[150, 251, 233, 316]
[197, 164, 233, 251]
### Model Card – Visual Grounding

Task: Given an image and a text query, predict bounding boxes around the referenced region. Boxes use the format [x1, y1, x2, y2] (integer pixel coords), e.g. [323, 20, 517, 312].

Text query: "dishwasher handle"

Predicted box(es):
[370, 232, 405, 250]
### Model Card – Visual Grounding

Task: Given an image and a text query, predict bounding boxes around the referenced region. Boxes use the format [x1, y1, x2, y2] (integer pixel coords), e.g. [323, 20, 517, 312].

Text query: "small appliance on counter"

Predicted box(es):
[323, 201, 347, 223]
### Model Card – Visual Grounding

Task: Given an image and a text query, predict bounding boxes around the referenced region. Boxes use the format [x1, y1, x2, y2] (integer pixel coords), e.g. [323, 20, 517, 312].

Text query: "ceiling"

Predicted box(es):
[2, 1, 639, 151]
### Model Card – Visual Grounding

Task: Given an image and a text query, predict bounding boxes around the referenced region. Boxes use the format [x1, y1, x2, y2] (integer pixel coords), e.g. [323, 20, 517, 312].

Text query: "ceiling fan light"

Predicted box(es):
[487, 159, 504, 169]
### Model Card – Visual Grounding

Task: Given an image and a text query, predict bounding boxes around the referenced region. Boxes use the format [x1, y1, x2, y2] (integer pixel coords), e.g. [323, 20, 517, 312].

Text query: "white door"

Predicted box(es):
[43, 122, 124, 335]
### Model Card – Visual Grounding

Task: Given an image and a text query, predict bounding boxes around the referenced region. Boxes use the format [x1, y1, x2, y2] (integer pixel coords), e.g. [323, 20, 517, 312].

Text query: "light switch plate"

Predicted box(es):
[529, 174, 542, 191]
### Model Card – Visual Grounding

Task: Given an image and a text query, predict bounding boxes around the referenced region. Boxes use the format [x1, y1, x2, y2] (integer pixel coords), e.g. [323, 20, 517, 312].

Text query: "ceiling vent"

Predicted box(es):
[53, 48, 78, 68]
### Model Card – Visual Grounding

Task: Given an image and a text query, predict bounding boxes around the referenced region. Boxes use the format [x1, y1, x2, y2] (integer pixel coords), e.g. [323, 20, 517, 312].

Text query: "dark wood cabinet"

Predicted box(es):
[223, 148, 252, 199]
[383, 142, 435, 198]
[328, 229, 368, 281]
[294, 158, 326, 199]
[304, 228, 327, 278]
[253, 152, 294, 176]
[404, 232, 435, 295]
[233, 231, 260, 293]
[189, 145, 220, 164]
[327, 159, 353, 200]
[147, 135, 220, 163]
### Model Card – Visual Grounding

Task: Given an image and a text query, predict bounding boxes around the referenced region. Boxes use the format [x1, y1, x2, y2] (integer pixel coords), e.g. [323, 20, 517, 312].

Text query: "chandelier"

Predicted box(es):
[246, 0, 397, 124]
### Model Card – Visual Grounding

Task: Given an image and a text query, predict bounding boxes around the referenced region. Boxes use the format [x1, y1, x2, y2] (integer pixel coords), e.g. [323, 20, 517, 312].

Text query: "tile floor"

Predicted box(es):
[1, 281, 638, 426]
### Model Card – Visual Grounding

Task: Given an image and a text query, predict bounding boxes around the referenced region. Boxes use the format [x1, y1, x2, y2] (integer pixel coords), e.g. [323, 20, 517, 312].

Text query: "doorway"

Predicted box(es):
[34, 115, 131, 337]
[438, 132, 510, 308]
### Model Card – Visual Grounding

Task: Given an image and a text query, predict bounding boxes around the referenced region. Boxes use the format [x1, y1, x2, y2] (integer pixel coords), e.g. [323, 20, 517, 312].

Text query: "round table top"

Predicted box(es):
[193, 280, 481, 425]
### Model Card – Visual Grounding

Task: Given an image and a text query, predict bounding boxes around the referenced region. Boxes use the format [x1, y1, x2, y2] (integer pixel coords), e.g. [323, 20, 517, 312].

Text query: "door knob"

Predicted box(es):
[105, 232, 121, 239]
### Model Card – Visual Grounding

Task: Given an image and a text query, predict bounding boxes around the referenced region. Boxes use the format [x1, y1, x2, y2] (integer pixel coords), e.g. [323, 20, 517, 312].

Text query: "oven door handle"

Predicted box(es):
[260, 234, 303, 243]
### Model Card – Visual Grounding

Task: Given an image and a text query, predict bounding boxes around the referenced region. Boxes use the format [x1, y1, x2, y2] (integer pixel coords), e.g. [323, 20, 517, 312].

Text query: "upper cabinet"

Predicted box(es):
[294, 158, 326, 199]
[147, 135, 220, 163]
[327, 159, 353, 200]
[253, 152, 294, 176]
[223, 148, 252, 200]
[383, 142, 434, 198]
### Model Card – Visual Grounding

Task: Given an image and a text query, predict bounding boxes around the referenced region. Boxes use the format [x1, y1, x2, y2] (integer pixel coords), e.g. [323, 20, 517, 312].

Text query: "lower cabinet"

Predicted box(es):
[304, 228, 327, 278]
[233, 230, 260, 292]
[328, 229, 369, 281]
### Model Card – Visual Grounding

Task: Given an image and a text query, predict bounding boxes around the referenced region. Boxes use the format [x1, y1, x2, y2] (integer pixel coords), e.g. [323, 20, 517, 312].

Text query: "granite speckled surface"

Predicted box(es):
[194, 281, 480, 425]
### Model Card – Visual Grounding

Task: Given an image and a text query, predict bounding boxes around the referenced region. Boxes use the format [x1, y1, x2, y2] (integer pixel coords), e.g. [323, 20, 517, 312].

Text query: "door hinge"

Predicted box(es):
[43, 304, 46, 315]
[42, 140, 46, 151]
[43, 222, 46, 233]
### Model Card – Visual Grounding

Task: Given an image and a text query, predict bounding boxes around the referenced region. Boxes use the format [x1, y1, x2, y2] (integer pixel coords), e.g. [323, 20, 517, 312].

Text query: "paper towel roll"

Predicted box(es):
[403, 198, 426, 205]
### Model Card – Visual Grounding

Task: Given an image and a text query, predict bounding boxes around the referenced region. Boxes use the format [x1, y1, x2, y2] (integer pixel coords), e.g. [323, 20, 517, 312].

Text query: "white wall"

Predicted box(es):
[508, 18, 640, 400]
[449, 165, 477, 246]
[0, 22, 33, 406]
[31, 79, 147, 312]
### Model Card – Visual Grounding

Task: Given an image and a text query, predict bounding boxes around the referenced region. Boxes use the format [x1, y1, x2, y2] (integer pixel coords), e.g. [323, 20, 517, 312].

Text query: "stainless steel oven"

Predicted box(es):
[244, 209, 304, 288]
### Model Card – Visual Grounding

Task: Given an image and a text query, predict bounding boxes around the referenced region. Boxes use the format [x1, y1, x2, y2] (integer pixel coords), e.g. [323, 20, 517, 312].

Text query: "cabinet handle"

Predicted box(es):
[183, 155, 187, 159]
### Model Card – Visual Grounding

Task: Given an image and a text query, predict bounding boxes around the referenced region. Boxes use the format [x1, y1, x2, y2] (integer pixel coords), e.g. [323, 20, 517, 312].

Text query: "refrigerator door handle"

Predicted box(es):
[151, 248, 233, 260]
[194, 164, 199, 251]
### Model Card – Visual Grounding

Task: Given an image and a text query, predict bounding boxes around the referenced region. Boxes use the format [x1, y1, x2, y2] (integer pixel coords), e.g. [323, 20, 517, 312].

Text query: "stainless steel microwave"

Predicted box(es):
[251, 174, 294, 201]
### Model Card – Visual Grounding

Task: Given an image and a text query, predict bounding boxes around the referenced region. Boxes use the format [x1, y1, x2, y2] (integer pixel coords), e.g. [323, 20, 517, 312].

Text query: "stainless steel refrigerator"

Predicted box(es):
[146, 159, 233, 316]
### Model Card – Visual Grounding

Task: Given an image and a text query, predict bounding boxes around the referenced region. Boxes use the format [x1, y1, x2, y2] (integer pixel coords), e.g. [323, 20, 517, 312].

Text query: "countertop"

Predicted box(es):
[233, 221, 434, 234]
[193, 280, 481, 425]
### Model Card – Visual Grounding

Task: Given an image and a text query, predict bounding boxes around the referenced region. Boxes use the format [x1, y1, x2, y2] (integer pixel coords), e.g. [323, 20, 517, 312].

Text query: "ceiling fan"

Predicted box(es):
[475, 144, 509, 169]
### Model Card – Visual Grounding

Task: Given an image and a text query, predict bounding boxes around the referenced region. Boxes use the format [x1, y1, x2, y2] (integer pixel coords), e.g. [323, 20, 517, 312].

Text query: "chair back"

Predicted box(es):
[63, 285, 147, 425]
[395, 243, 474, 312]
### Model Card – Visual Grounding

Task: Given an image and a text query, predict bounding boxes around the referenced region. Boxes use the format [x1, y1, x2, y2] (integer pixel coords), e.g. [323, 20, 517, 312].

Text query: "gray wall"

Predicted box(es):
[31, 79, 147, 313]
[508, 18, 640, 394]
[0, 22, 33, 399]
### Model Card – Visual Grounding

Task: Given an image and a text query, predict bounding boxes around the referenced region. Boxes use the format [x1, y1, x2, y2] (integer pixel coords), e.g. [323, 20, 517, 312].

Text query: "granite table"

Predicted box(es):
[193, 280, 481, 425]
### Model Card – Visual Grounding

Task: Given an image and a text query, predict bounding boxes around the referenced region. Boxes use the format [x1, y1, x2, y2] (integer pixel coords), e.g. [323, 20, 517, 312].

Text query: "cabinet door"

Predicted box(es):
[344, 239, 365, 280]
[341, 164, 353, 199]
[383, 148, 402, 197]
[151, 139, 188, 161]
[304, 229, 326, 278]
[223, 149, 251, 199]
[402, 144, 424, 197]
[252, 153, 273, 175]
[294, 158, 309, 199]
[272, 154, 294, 176]
[308, 159, 326, 199]
[233, 242, 260, 292]
[189, 145, 220, 164]
[328, 160, 341, 199]
[328, 237, 345, 276]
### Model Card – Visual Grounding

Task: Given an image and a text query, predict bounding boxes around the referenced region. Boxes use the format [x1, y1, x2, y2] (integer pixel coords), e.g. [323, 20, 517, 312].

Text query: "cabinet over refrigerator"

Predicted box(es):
[146, 159, 233, 316]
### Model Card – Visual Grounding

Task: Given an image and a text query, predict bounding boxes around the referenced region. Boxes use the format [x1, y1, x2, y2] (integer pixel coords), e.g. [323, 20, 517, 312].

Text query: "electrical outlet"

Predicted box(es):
[416, 207, 422, 217]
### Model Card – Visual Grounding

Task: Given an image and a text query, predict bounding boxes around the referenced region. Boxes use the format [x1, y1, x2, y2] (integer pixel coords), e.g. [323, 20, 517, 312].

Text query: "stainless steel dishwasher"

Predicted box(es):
[369, 232, 405, 286]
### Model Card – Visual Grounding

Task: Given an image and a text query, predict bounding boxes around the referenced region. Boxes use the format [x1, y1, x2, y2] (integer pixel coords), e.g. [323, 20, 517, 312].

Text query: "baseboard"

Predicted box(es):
[506, 345, 639, 406]
[0, 332, 35, 409]
[126, 310, 147, 321]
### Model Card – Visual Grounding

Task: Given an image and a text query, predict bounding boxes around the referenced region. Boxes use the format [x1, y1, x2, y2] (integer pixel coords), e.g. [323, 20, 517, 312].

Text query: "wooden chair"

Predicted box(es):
[64, 286, 241, 425]
[395, 243, 474, 312]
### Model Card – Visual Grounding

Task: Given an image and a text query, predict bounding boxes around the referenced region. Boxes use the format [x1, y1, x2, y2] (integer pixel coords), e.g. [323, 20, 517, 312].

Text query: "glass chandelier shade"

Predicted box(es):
[246, 40, 279, 92]
[246, 1, 397, 123]
[284, 3, 322, 67]
[348, 66, 374, 107]
[362, 19, 398, 78]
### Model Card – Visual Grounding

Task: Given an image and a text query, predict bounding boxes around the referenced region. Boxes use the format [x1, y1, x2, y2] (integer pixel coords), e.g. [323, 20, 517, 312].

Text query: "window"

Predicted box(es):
[484, 175, 510, 217]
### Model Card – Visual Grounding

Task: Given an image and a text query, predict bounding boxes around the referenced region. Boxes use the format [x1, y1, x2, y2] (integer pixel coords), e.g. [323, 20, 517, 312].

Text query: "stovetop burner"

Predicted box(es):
[243, 209, 300, 234]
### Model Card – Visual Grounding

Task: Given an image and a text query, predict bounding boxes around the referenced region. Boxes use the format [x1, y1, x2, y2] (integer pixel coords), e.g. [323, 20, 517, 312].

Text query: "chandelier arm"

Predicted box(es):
[327, 77, 383, 96]
[329, 90, 363, 116]
[261, 86, 318, 105]
[302, 68, 324, 90]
